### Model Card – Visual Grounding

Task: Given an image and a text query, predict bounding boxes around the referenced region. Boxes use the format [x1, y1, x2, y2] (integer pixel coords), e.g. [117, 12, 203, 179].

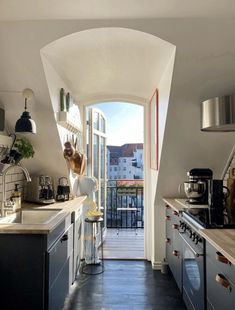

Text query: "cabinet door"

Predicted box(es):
[73, 215, 82, 282]
[165, 206, 173, 267]
[165, 206, 182, 292]
[207, 257, 235, 310]
[47, 224, 73, 288]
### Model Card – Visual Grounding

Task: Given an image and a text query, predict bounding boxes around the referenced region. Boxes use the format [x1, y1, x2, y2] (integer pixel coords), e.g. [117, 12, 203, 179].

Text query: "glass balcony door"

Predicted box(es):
[87, 108, 107, 229]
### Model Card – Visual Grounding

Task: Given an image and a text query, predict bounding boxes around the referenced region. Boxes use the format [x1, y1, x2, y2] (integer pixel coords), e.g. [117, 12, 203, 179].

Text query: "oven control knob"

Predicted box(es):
[189, 229, 193, 238]
[192, 233, 196, 241]
[195, 236, 199, 244]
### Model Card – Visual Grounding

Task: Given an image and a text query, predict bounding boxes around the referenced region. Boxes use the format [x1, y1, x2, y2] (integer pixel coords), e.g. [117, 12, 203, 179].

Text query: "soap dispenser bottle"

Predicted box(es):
[11, 184, 21, 211]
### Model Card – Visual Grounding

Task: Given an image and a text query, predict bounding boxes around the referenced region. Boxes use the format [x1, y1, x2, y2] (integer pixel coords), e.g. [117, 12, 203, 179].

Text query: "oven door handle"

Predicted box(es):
[179, 233, 204, 257]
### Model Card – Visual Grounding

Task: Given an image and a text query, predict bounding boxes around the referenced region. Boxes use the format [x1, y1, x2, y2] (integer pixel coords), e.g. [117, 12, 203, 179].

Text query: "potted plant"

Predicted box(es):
[14, 138, 35, 162]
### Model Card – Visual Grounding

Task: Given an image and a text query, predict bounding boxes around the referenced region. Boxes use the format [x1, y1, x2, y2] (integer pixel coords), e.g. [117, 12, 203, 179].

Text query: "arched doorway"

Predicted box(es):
[41, 26, 176, 264]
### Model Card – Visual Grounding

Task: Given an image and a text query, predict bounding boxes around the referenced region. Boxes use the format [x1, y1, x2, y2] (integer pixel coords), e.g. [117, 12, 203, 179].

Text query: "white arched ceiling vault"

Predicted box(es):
[41, 28, 175, 105]
[41, 28, 176, 263]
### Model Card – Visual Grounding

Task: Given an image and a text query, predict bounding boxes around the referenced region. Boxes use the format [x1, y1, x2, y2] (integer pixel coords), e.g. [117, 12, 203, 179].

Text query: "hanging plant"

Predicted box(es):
[14, 138, 35, 159]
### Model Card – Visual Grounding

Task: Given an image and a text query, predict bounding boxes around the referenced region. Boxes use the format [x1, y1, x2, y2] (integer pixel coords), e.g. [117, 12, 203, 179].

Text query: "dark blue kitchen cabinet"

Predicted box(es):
[206, 241, 235, 310]
[165, 204, 182, 292]
[0, 217, 73, 310]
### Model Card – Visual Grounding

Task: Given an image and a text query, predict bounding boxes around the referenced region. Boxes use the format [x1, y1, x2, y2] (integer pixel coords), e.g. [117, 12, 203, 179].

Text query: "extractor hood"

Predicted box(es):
[201, 95, 235, 132]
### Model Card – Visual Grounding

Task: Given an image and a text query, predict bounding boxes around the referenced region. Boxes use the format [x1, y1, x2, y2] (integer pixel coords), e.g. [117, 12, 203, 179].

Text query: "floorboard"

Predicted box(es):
[64, 260, 186, 310]
[103, 228, 144, 259]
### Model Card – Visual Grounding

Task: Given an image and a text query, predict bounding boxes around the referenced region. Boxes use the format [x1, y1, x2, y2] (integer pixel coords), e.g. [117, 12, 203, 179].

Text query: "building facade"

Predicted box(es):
[107, 144, 143, 180]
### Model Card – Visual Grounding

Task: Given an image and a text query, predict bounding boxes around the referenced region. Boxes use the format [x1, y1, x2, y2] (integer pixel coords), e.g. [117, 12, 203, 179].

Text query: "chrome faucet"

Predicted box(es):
[1, 164, 31, 217]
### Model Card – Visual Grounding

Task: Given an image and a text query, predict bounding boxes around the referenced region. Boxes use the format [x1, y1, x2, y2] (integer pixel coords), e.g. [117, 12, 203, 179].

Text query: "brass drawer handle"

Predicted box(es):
[173, 210, 179, 216]
[215, 274, 232, 292]
[216, 252, 231, 265]
[172, 224, 179, 230]
[172, 250, 179, 257]
[165, 216, 171, 221]
[165, 238, 171, 244]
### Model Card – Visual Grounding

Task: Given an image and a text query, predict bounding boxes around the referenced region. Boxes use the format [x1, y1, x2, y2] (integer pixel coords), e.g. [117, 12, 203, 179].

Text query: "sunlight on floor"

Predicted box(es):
[103, 228, 144, 259]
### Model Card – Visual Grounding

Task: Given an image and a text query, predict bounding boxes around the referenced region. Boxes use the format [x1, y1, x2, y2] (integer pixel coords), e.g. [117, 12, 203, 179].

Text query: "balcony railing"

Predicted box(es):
[106, 180, 144, 229]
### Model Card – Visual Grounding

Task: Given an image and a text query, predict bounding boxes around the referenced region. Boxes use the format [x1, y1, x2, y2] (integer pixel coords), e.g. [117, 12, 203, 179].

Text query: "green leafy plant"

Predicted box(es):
[14, 138, 35, 159]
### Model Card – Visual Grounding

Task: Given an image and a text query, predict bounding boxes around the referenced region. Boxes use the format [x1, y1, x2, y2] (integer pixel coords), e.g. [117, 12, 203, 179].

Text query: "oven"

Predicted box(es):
[180, 213, 206, 310]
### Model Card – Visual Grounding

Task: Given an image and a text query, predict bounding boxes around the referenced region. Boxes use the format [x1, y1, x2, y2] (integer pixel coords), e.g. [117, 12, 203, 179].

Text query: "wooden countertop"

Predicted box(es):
[0, 195, 87, 235]
[163, 198, 186, 213]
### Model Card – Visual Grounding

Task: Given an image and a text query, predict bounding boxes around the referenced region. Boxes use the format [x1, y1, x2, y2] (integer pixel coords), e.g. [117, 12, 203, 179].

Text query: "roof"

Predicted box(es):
[107, 143, 143, 164]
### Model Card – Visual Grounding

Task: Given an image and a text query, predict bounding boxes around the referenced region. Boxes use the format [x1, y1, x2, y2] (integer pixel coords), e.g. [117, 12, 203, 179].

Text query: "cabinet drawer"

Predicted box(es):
[206, 242, 235, 284]
[207, 257, 235, 310]
[47, 224, 73, 288]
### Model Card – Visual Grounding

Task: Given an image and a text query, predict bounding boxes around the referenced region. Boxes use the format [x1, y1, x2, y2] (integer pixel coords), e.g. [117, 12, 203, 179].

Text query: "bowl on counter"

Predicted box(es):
[183, 181, 206, 199]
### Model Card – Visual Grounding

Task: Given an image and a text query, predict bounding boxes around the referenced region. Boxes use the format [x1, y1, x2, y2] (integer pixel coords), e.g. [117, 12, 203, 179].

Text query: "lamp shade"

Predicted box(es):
[15, 111, 36, 134]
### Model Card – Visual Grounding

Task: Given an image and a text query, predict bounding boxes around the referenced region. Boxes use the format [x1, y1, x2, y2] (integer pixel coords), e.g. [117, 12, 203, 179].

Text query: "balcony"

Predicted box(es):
[104, 180, 144, 259]
[106, 180, 144, 229]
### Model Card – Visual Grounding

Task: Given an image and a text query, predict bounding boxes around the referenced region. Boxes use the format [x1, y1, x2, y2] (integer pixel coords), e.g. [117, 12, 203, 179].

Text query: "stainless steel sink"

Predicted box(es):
[0, 209, 62, 224]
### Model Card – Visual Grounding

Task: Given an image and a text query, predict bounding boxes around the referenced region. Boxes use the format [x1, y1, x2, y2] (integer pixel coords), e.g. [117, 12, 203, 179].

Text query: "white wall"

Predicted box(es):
[41, 54, 84, 194]
[144, 51, 175, 266]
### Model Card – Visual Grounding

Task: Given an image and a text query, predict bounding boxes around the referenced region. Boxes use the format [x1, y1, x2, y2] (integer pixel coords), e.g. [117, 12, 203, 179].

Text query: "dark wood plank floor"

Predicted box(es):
[64, 260, 186, 310]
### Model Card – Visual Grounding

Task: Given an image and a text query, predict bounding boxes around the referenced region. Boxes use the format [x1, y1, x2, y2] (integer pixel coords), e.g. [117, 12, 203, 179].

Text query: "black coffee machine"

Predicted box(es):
[208, 179, 225, 226]
[187, 168, 213, 204]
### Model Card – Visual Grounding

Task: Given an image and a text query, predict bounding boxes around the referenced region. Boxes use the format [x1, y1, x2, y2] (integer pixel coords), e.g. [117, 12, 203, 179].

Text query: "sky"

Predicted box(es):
[91, 102, 143, 146]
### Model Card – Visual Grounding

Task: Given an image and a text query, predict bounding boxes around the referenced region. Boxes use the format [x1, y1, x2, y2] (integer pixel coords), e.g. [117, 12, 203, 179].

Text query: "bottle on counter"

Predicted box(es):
[11, 184, 21, 211]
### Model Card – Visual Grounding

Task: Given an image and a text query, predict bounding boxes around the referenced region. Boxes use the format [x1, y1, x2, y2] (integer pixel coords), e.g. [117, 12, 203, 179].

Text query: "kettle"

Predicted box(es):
[56, 177, 70, 201]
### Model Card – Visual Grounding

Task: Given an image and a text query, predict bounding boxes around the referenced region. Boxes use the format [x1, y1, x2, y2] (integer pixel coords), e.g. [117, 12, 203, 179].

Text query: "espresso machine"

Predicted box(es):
[26, 175, 55, 204]
[184, 168, 213, 204]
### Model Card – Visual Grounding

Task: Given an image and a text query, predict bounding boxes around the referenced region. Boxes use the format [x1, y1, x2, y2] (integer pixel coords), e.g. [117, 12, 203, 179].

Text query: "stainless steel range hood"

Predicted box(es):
[201, 95, 235, 131]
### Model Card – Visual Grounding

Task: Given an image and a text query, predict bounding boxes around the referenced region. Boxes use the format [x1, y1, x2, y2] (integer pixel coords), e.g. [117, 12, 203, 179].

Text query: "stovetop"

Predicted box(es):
[183, 208, 235, 229]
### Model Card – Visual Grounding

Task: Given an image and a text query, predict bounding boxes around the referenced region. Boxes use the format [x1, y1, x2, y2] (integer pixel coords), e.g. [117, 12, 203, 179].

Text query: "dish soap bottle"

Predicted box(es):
[11, 184, 21, 211]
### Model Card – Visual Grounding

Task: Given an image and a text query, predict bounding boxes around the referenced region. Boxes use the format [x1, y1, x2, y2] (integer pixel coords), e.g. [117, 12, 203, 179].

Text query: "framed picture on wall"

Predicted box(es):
[149, 89, 159, 170]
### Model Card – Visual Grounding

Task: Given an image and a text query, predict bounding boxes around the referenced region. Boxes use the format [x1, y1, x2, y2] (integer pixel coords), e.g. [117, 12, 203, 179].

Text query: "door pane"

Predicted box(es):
[93, 134, 98, 178]
[100, 115, 106, 133]
[93, 111, 99, 130]
[100, 136, 105, 179]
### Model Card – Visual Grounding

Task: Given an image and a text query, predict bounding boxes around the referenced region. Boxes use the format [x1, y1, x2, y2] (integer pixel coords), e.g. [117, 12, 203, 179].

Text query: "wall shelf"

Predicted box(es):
[57, 111, 82, 134]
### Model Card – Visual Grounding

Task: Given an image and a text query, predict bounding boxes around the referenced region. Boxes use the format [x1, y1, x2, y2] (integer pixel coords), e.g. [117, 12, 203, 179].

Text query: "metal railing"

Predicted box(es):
[106, 180, 144, 229]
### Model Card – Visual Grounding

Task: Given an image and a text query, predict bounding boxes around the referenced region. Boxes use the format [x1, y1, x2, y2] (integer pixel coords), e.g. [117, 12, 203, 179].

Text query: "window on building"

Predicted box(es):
[110, 167, 112, 171]
[129, 171, 131, 174]
[123, 175, 126, 179]
[114, 167, 117, 171]
[123, 159, 126, 163]
[114, 176, 117, 179]
[123, 167, 126, 171]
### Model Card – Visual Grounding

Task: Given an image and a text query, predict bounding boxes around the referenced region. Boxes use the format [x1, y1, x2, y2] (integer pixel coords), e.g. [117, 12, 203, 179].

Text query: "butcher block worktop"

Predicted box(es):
[0, 195, 87, 234]
[163, 198, 186, 213]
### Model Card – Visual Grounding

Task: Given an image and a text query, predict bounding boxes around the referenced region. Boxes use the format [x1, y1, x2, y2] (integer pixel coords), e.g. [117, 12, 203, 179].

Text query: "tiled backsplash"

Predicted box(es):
[0, 166, 25, 202]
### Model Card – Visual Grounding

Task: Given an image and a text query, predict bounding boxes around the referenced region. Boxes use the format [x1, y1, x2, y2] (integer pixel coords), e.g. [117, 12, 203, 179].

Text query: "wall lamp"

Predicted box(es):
[15, 88, 36, 134]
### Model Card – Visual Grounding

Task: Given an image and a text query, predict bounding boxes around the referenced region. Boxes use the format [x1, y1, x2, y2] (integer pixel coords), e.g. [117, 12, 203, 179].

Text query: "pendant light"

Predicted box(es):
[15, 88, 36, 134]
[201, 95, 235, 132]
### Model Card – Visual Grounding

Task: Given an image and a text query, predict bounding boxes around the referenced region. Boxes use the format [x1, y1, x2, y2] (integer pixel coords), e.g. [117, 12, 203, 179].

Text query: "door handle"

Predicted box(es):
[215, 274, 232, 292]
[216, 251, 231, 265]
[61, 234, 68, 242]
[172, 250, 179, 257]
